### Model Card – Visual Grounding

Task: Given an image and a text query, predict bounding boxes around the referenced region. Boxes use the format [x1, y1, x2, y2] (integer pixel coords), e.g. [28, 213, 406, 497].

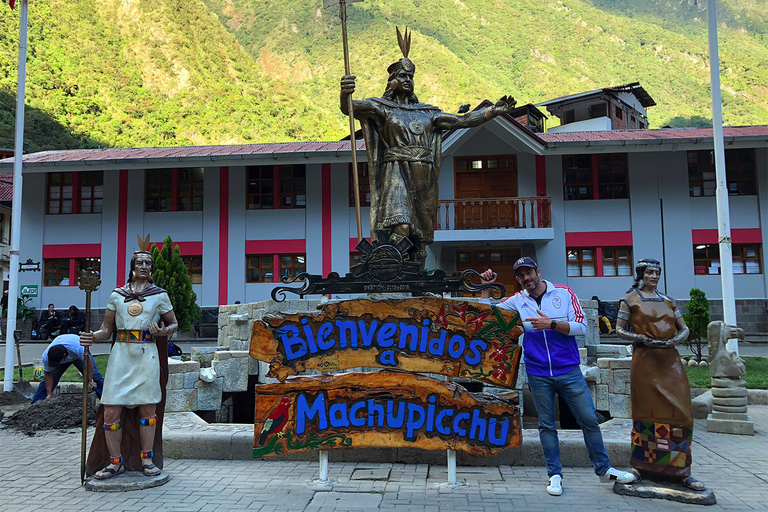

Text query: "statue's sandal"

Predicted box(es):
[142, 463, 161, 476]
[93, 463, 124, 480]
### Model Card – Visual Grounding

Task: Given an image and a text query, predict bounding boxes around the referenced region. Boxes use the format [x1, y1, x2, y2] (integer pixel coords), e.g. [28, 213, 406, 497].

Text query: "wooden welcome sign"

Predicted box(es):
[253, 371, 520, 458]
[250, 297, 523, 388]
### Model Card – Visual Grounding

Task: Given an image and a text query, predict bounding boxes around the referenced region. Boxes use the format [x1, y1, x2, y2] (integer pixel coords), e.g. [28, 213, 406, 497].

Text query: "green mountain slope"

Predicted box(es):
[1, 0, 767, 151]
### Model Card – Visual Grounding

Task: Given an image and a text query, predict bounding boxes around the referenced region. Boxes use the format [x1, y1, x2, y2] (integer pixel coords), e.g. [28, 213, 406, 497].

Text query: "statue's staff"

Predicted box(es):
[325, 0, 363, 242]
[78, 269, 101, 485]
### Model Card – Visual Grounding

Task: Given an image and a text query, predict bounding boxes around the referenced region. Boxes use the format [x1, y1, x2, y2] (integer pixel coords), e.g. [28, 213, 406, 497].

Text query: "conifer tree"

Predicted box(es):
[151, 235, 202, 333]
[683, 288, 710, 363]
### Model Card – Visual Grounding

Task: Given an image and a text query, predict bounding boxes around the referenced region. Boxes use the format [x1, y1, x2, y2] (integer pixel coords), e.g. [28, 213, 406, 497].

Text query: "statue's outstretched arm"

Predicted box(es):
[435, 95, 516, 130]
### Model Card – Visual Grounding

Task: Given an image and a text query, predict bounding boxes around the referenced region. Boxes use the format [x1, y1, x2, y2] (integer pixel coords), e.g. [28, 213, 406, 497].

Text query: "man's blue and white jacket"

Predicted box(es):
[490, 280, 587, 377]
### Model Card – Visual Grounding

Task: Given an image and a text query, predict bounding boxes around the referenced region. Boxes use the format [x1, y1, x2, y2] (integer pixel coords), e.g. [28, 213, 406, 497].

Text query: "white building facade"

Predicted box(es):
[2, 121, 766, 331]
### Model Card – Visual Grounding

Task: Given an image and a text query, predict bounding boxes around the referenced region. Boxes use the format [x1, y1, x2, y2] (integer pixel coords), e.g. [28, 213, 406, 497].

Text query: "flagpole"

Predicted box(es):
[4, 0, 28, 392]
[706, 0, 738, 353]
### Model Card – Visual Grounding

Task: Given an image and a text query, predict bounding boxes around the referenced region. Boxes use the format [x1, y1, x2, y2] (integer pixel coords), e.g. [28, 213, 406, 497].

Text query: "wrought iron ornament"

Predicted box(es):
[271, 231, 505, 301]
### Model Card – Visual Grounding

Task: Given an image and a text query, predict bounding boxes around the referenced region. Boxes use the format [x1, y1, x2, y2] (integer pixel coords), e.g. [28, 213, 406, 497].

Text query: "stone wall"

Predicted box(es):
[583, 346, 634, 419]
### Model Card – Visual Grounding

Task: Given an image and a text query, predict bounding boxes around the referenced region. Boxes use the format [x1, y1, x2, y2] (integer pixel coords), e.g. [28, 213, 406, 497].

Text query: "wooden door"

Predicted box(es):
[456, 248, 523, 296]
[454, 156, 518, 229]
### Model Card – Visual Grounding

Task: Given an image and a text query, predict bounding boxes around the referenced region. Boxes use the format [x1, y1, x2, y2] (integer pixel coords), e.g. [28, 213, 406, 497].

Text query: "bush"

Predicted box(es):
[683, 288, 710, 362]
[151, 235, 202, 333]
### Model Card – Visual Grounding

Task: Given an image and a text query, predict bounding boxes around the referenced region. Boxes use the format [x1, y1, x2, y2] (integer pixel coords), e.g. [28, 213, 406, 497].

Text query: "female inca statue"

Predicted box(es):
[707, 321, 753, 435]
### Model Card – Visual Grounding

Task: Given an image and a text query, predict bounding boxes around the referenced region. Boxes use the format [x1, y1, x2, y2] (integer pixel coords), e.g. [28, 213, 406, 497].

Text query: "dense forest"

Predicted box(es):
[1, 0, 767, 151]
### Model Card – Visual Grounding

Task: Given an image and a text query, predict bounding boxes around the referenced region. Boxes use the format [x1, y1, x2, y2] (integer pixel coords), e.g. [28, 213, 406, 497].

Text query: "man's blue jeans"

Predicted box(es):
[527, 366, 611, 478]
[31, 355, 104, 403]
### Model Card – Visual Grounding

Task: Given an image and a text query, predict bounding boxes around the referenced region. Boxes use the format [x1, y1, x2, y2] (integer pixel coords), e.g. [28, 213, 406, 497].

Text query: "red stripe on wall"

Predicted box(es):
[116, 170, 129, 288]
[535, 155, 547, 196]
[218, 167, 229, 305]
[245, 239, 306, 254]
[322, 164, 332, 277]
[349, 238, 371, 252]
[151, 241, 204, 255]
[42, 244, 101, 259]
[591, 154, 599, 200]
[565, 231, 633, 247]
[692, 228, 762, 245]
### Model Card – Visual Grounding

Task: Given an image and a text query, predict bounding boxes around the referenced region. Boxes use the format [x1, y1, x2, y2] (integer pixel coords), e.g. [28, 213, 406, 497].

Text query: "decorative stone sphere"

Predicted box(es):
[699, 360, 708, 367]
[688, 359, 699, 367]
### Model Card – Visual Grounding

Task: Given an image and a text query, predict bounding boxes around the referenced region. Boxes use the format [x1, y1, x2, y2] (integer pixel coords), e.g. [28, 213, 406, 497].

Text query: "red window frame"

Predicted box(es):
[563, 153, 628, 200]
[247, 165, 306, 210]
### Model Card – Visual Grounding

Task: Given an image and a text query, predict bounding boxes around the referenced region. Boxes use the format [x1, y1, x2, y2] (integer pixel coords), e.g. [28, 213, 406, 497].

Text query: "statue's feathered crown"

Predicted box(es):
[134, 234, 151, 257]
[387, 27, 415, 78]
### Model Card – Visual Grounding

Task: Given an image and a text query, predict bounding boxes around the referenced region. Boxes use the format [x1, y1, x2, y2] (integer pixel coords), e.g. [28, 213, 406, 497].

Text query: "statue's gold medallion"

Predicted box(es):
[408, 120, 424, 135]
[127, 301, 143, 316]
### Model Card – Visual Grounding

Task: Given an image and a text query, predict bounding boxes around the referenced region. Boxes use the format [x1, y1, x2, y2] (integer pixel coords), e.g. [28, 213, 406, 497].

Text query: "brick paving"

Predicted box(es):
[0, 406, 766, 511]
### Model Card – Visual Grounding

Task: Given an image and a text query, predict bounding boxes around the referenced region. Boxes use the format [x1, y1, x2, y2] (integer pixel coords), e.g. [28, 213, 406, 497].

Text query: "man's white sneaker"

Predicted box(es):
[599, 467, 637, 484]
[546, 474, 563, 496]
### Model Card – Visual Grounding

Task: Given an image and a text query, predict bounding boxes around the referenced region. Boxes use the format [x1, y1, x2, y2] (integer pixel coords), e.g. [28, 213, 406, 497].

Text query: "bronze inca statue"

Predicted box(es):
[340, 28, 516, 262]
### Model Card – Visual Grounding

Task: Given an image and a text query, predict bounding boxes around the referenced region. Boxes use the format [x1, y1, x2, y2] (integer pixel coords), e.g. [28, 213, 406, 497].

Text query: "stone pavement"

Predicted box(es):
[1, 406, 767, 511]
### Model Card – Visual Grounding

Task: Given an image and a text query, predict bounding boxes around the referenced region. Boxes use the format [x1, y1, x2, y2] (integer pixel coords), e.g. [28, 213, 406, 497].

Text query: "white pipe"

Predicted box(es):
[318, 450, 329, 481]
[4, 0, 28, 392]
[447, 449, 457, 485]
[707, 0, 739, 354]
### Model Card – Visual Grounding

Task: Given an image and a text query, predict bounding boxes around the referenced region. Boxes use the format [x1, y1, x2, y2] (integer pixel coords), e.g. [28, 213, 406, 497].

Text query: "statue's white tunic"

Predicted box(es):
[100, 291, 173, 407]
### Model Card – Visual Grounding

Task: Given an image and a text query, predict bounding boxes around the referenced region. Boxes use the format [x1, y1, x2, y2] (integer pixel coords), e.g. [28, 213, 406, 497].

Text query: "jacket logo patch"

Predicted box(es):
[552, 296, 562, 309]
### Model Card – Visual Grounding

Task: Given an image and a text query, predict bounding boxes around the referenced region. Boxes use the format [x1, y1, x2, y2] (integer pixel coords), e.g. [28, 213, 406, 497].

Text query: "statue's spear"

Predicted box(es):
[325, 0, 364, 242]
[78, 269, 101, 485]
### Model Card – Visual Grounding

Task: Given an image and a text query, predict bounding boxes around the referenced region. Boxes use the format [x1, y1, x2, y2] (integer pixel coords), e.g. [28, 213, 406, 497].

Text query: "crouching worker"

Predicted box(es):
[31, 333, 104, 404]
[80, 248, 178, 480]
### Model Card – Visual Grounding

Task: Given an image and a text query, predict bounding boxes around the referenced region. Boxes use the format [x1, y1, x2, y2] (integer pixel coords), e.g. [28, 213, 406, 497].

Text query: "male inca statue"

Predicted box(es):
[707, 321, 747, 415]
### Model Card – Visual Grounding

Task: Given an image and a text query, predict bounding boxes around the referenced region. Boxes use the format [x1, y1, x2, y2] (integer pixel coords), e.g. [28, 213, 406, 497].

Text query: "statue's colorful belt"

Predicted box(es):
[382, 146, 433, 163]
[116, 329, 154, 343]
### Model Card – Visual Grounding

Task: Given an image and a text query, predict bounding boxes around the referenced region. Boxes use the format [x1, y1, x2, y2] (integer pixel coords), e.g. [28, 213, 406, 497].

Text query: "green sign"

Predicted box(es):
[20, 285, 38, 297]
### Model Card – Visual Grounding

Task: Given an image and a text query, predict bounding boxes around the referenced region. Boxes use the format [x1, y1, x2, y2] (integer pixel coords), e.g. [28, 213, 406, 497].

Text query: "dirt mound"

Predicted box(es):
[5, 394, 96, 435]
[0, 390, 30, 406]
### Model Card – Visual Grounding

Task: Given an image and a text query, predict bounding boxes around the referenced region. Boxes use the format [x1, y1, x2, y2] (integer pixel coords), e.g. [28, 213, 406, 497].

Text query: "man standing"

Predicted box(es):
[481, 257, 635, 496]
[31, 333, 103, 403]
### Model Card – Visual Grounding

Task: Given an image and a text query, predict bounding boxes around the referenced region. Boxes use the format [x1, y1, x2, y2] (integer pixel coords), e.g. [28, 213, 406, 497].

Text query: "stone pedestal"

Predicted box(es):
[86, 470, 170, 492]
[613, 477, 716, 506]
[706, 412, 754, 436]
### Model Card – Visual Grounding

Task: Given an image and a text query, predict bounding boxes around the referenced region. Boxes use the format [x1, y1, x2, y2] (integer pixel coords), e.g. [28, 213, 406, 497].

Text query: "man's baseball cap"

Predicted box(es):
[513, 257, 538, 272]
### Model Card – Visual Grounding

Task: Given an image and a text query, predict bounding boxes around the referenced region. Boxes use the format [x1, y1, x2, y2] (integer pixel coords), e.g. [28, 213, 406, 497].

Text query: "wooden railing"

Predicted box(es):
[436, 197, 552, 231]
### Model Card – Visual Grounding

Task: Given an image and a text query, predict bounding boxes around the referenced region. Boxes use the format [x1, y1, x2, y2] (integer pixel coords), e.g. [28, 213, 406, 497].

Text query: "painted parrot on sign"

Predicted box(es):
[257, 397, 292, 446]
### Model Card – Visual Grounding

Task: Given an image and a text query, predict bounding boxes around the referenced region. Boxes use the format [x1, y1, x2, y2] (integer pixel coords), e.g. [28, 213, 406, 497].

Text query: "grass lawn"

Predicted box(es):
[0, 355, 111, 382]
[685, 356, 768, 389]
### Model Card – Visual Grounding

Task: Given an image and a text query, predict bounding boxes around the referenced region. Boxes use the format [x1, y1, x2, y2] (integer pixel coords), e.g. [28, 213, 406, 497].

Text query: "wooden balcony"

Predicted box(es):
[436, 197, 552, 231]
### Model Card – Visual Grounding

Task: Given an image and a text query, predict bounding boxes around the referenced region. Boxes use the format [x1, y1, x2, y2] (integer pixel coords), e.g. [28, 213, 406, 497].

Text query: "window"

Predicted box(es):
[177, 168, 204, 211]
[279, 254, 306, 280]
[47, 172, 103, 214]
[590, 103, 607, 118]
[183, 256, 203, 284]
[246, 254, 306, 283]
[596, 154, 628, 199]
[563, 153, 628, 200]
[246, 255, 274, 283]
[145, 168, 204, 212]
[246, 166, 274, 210]
[615, 106, 623, 120]
[76, 257, 101, 276]
[567, 248, 596, 277]
[44, 259, 70, 286]
[688, 149, 756, 197]
[247, 165, 306, 210]
[44, 257, 101, 286]
[563, 155, 593, 200]
[349, 162, 371, 207]
[694, 244, 761, 275]
[564, 109, 575, 124]
[601, 247, 633, 276]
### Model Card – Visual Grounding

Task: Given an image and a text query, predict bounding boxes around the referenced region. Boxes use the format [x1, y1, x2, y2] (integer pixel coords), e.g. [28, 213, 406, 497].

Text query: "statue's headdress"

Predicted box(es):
[631, 258, 662, 290]
[387, 27, 415, 79]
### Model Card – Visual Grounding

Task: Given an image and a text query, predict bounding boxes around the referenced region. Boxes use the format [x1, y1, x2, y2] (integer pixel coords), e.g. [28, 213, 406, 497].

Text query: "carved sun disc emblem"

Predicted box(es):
[127, 301, 143, 316]
[409, 120, 424, 135]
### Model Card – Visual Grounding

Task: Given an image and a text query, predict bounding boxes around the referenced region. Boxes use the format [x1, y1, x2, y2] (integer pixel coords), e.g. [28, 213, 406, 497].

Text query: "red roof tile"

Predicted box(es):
[0, 172, 13, 201]
[539, 125, 768, 143]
